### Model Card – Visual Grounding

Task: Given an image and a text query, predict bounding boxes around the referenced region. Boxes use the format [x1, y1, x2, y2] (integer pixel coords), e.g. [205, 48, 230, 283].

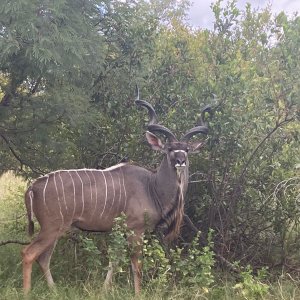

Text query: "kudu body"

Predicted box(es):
[22, 97, 209, 294]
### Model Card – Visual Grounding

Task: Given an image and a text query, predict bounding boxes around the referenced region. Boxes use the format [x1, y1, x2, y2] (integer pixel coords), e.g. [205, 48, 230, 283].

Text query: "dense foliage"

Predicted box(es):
[0, 0, 299, 294]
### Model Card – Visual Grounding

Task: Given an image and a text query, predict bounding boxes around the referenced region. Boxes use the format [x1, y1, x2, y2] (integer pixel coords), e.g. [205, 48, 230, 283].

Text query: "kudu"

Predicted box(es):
[22, 96, 209, 294]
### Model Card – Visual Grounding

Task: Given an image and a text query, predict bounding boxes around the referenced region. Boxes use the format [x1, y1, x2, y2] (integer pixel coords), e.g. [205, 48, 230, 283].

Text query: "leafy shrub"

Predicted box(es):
[80, 235, 102, 269]
[143, 229, 215, 292]
[233, 266, 269, 299]
[143, 233, 171, 285]
[170, 230, 215, 291]
[107, 214, 132, 278]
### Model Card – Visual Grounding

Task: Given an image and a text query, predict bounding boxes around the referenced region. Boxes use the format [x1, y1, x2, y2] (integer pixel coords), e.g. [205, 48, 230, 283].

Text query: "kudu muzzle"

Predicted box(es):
[174, 150, 187, 173]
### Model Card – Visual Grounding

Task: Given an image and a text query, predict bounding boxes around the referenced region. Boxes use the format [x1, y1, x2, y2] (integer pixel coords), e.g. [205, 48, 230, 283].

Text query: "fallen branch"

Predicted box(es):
[0, 240, 30, 246]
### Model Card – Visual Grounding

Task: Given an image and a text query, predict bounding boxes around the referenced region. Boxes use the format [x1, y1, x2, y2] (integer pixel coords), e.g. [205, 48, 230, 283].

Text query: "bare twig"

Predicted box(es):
[238, 118, 293, 183]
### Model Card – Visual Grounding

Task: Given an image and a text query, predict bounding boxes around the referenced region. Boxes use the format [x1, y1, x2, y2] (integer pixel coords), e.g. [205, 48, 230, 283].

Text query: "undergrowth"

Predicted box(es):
[1, 172, 300, 299]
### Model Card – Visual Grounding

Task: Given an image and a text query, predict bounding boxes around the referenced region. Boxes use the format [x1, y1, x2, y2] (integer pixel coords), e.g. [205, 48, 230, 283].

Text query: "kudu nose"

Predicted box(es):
[175, 158, 186, 168]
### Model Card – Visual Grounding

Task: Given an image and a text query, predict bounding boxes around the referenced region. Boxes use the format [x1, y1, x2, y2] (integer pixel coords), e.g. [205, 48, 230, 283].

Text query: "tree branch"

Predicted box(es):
[0, 134, 44, 175]
[238, 117, 294, 184]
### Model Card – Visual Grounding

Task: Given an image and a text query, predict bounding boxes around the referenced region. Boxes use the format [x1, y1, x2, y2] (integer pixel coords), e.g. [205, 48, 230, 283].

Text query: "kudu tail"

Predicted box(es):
[25, 187, 34, 237]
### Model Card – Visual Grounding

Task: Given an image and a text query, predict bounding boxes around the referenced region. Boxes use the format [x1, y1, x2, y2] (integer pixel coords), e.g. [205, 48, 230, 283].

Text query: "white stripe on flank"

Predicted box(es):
[67, 171, 76, 220]
[85, 170, 93, 212]
[91, 170, 98, 219]
[116, 172, 122, 213]
[29, 190, 34, 219]
[103, 163, 126, 172]
[75, 171, 85, 219]
[107, 172, 115, 216]
[99, 171, 108, 219]
[58, 171, 68, 212]
[53, 172, 64, 229]
[121, 169, 127, 212]
[43, 175, 50, 214]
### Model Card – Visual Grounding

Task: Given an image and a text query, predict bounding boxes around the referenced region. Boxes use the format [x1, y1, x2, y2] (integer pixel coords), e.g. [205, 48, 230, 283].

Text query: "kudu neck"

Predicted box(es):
[151, 155, 189, 210]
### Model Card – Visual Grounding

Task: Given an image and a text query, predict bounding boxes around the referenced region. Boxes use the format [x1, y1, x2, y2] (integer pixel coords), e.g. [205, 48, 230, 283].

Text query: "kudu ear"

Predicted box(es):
[146, 131, 164, 151]
[189, 141, 206, 153]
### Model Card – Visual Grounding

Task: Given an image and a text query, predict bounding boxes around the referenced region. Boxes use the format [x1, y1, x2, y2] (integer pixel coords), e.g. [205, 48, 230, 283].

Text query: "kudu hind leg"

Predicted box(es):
[22, 235, 57, 294]
[36, 240, 57, 287]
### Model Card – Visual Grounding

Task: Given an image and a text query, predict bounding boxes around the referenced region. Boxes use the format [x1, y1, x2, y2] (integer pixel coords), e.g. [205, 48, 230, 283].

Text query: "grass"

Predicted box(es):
[1, 276, 300, 300]
[1, 172, 300, 299]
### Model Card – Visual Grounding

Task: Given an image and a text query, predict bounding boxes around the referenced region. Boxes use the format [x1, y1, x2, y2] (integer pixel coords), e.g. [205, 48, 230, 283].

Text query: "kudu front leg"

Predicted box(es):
[103, 261, 114, 289]
[129, 234, 143, 295]
[131, 252, 142, 294]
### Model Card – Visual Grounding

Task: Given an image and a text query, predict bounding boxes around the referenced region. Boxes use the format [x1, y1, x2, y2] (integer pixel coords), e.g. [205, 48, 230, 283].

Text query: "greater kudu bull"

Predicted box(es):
[22, 96, 209, 294]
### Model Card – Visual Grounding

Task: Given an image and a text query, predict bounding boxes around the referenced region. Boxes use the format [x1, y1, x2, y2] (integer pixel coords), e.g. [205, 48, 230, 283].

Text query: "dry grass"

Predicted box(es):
[0, 171, 28, 238]
[0, 171, 27, 200]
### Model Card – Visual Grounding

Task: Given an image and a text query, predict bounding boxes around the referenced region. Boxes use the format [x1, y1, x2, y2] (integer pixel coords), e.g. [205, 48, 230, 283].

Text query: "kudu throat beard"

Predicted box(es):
[176, 166, 186, 181]
[164, 177, 185, 241]
[161, 164, 187, 241]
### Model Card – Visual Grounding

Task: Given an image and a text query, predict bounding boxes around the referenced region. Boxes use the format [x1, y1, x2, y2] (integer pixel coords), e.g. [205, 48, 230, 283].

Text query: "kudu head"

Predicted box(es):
[136, 94, 210, 177]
